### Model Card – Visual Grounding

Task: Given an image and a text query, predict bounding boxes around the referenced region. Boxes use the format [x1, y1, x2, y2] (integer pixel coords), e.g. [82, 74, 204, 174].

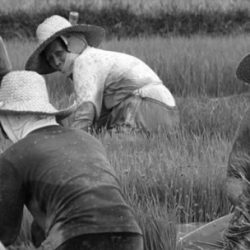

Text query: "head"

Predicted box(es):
[25, 15, 105, 74]
[44, 37, 69, 72]
[0, 71, 76, 142]
[44, 33, 88, 73]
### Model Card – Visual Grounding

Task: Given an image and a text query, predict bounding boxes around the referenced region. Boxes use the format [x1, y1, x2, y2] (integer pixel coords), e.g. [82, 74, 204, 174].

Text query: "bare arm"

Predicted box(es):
[62, 101, 96, 132]
[72, 55, 105, 130]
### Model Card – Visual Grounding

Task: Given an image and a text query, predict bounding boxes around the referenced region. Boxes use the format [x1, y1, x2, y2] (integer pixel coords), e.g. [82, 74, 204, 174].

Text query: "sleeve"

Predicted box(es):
[73, 57, 105, 125]
[226, 108, 250, 206]
[65, 101, 96, 132]
[0, 157, 24, 246]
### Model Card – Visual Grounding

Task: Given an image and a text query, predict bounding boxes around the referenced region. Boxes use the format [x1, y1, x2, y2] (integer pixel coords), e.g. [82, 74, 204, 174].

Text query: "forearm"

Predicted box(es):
[69, 101, 96, 132]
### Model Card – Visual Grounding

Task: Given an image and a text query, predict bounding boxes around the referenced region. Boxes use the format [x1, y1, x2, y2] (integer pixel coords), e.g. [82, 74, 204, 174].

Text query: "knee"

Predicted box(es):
[226, 177, 244, 206]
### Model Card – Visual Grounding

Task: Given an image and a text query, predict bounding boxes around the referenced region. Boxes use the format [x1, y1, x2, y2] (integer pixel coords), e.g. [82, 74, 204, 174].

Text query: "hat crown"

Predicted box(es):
[0, 70, 76, 118]
[37, 15, 71, 45]
[0, 71, 49, 105]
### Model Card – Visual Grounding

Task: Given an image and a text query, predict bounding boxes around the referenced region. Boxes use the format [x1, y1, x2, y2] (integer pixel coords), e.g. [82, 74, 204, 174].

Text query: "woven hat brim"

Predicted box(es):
[25, 24, 105, 74]
[236, 54, 250, 84]
[0, 101, 77, 121]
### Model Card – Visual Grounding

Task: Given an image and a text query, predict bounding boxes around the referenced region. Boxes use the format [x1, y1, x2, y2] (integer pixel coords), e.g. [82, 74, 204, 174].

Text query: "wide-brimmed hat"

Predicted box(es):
[0, 70, 76, 120]
[25, 15, 105, 74]
[236, 54, 250, 84]
[0, 36, 12, 79]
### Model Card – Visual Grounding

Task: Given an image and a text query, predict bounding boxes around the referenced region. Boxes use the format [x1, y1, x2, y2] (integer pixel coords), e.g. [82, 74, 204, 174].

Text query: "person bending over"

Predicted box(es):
[25, 15, 180, 135]
[0, 71, 143, 250]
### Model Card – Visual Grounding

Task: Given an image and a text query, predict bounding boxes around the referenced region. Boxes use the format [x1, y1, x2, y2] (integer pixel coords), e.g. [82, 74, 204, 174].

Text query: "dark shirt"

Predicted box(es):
[0, 125, 142, 250]
[223, 107, 250, 248]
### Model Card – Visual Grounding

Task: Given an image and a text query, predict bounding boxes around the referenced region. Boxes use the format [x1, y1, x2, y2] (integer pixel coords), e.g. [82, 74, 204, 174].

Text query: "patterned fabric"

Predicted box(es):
[71, 47, 178, 133]
[0, 126, 142, 250]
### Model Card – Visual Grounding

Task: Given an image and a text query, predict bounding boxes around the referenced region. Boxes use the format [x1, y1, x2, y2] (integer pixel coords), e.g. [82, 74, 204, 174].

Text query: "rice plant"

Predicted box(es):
[7, 34, 250, 99]
[3, 34, 250, 249]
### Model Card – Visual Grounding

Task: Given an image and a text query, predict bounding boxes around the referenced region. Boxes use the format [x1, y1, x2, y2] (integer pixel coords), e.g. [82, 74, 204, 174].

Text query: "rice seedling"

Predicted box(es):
[3, 34, 250, 249]
[6, 34, 250, 98]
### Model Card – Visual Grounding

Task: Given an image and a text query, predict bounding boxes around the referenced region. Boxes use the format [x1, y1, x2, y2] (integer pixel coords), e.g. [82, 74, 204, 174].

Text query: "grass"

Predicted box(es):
[3, 34, 250, 249]
[6, 131, 232, 250]
[8, 34, 250, 97]
[104, 35, 250, 97]
[1, 0, 250, 13]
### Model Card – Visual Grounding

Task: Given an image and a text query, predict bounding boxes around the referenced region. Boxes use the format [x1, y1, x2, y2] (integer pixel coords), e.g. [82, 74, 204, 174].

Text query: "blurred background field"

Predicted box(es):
[8, 35, 250, 98]
[2, 1, 250, 249]
[1, 0, 250, 13]
[1, 0, 250, 39]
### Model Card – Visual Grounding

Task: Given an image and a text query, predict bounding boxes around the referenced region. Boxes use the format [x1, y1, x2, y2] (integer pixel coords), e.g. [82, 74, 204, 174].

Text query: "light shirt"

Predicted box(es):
[72, 47, 176, 120]
[0, 114, 58, 143]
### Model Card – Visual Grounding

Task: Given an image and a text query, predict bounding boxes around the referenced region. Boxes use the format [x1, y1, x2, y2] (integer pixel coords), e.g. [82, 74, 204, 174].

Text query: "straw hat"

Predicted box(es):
[0, 71, 76, 120]
[25, 15, 105, 74]
[0, 36, 12, 78]
[236, 54, 250, 84]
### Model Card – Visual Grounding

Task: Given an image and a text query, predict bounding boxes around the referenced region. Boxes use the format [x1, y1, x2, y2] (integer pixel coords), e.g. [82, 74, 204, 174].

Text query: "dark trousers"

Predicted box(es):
[96, 95, 180, 135]
[55, 233, 144, 250]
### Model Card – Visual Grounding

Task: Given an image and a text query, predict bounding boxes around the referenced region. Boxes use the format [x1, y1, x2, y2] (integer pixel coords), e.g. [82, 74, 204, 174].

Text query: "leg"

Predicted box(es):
[106, 96, 180, 135]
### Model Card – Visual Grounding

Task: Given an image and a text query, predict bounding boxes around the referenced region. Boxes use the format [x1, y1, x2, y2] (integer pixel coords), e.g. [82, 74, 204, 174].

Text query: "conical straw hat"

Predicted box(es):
[0, 71, 76, 120]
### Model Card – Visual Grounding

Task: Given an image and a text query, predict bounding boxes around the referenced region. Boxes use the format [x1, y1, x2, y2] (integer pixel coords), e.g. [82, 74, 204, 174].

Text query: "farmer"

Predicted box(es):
[25, 15, 180, 135]
[222, 54, 250, 249]
[177, 56, 250, 249]
[0, 71, 143, 250]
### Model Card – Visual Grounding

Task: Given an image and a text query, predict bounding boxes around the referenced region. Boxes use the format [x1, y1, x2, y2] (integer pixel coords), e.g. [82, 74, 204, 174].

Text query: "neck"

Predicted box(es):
[0, 114, 59, 143]
[61, 53, 78, 76]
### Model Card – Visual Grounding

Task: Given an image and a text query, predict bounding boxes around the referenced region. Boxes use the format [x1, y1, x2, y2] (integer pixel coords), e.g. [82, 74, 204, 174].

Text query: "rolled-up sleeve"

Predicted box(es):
[73, 56, 105, 125]
[0, 157, 24, 246]
[68, 101, 96, 132]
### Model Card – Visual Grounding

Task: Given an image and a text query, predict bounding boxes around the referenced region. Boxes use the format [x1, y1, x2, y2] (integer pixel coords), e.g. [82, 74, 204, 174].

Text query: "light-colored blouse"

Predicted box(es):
[72, 47, 176, 121]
